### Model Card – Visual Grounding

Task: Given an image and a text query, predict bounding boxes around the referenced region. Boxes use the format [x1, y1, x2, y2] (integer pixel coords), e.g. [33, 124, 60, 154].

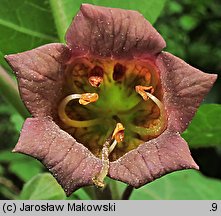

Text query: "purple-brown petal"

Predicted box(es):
[156, 52, 217, 133]
[4, 3, 217, 194]
[66, 4, 166, 59]
[13, 117, 102, 195]
[109, 130, 198, 187]
[5, 43, 71, 118]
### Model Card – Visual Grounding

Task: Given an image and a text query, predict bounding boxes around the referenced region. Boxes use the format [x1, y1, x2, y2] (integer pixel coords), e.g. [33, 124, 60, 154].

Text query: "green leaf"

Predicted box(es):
[182, 104, 221, 148]
[130, 170, 221, 200]
[0, 98, 15, 115]
[9, 160, 43, 182]
[0, 65, 29, 118]
[0, 150, 25, 162]
[0, 0, 58, 118]
[0, 150, 43, 182]
[10, 113, 24, 132]
[168, 1, 183, 14]
[67, 188, 91, 200]
[49, 0, 167, 41]
[0, 164, 4, 175]
[0, 0, 58, 68]
[0, 185, 18, 200]
[19, 173, 66, 200]
[105, 177, 136, 200]
[179, 15, 198, 31]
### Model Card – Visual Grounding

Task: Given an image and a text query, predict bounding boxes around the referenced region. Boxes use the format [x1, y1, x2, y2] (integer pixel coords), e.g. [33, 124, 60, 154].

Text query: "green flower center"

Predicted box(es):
[58, 57, 167, 163]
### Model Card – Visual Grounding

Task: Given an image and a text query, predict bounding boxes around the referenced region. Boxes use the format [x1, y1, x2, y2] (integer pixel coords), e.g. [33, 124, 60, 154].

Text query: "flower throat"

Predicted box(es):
[58, 57, 167, 162]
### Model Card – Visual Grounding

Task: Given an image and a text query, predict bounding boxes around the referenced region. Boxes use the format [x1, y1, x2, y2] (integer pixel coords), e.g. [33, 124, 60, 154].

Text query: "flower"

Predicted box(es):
[5, 4, 217, 195]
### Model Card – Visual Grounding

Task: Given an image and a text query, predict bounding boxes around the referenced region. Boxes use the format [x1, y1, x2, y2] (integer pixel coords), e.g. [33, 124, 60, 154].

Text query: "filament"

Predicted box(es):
[58, 93, 100, 128]
[130, 86, 167, 136]
[109, 140, 118, 154]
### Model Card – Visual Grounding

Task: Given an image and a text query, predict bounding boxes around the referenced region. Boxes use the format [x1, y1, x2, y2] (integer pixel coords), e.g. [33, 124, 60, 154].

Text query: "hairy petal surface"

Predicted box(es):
[5, 43, 71, 118]
[4, 4, 218, 194]
[66, 4, 166, 59]
[13, 117, 102, 195]
[109, 52, 217, 187]
[109, 130, 198, 187]
[156, 52, 217, 132]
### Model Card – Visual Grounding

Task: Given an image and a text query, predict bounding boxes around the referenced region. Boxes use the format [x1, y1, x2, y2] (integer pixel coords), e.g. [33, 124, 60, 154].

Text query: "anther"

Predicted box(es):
[135, 85, 154, 101]
[79, 93, 99, 105]
[58, 93, 100, 128]
[110, 123, 125, 153]
[89, 76, 103, 87]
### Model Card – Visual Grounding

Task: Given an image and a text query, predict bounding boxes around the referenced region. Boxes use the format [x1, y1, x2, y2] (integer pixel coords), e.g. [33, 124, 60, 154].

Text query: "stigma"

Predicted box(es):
[92, 123, 125, 188]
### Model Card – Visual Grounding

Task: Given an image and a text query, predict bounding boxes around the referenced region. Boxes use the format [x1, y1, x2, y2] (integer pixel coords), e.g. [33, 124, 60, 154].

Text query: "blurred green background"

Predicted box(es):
[0, 0, 221, 200]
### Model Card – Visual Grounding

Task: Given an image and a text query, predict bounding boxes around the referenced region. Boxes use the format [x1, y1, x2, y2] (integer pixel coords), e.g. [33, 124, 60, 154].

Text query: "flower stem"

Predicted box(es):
[82, 186, 97, 200]
[108, 179, 121, 200]
[93, 186, 112, 200]
[0, 176, 20, 196]
[0, 65, 29, 118]
[82, 185, 113, 200]
[49, 0, 69, 43]
[122, 185, 134, 200]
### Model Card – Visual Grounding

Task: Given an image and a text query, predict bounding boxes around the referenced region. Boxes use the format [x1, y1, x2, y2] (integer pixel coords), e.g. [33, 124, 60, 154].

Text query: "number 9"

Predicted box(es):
[211, 203, 217, 211]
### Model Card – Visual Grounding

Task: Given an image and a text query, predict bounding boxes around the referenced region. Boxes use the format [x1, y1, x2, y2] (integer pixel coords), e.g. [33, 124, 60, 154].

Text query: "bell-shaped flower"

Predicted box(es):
[5, 4, 217, 195]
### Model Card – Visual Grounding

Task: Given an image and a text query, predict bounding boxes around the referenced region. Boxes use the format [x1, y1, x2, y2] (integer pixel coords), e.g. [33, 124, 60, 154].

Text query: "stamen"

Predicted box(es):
[58, 93, 100, 128]
[92, 123, 125, 187]
[131, 85, 167, 136]
[112, 123, 124, 142]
